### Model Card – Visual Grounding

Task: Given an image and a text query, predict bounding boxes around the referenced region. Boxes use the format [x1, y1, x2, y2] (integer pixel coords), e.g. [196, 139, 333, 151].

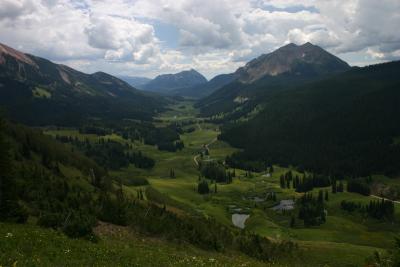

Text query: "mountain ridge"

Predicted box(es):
[142, 69, 207, 93]
[0, 42, 165, 125]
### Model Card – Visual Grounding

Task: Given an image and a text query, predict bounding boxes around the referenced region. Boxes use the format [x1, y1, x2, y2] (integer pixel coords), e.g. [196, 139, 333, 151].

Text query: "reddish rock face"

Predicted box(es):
[235, 42, 350, 83]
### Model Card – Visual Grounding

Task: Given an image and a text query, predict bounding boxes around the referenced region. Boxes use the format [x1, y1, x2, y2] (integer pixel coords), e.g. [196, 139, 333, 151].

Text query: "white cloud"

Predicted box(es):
[0, 0, 37, 19]
[0, 0, 399, 78]
[85, 15, 158, 63]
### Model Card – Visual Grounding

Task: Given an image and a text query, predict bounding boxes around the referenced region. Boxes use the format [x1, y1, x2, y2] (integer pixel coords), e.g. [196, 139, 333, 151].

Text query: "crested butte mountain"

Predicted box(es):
[196, 42, 351, 116]
[142, 69, 207, 94]
[0, 42, 165, 125]
[235, 42, 350, 83]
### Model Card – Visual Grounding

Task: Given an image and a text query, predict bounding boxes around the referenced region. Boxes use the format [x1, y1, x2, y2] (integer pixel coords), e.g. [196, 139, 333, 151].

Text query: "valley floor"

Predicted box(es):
[36, 100, 400, 266]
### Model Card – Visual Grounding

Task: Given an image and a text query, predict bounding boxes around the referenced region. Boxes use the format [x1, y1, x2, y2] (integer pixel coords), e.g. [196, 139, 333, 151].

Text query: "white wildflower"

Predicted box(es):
[5, 232, 13, 238]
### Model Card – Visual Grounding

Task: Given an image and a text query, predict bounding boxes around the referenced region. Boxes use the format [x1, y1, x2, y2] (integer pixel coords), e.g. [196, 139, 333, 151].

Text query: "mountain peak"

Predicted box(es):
[301, 42, 314, 47]
[281, 43, 298, 49]
[236, 42, 350, 83]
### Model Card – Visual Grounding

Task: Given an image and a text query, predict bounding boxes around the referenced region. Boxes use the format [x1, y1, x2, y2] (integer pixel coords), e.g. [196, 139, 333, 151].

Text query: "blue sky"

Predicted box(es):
[0, 0, 399, 79]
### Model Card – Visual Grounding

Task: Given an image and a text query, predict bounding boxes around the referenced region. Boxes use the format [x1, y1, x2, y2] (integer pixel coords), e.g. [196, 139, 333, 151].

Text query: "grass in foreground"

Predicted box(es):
[0, 222, 272, 267]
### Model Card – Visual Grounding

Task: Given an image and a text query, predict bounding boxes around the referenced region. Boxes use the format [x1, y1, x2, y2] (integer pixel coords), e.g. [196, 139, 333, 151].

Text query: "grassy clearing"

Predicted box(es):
[33, 87, 51, 98]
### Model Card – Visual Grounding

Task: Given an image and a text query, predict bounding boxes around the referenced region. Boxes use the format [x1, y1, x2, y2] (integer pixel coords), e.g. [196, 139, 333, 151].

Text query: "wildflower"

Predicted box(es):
[5, 233, 13, 238]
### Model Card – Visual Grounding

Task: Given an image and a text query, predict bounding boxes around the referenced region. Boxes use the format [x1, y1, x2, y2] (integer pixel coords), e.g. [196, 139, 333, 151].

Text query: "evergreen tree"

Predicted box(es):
[269, 166, 274, 173]
[337, 181, 344, 192]
[318, 190, 324, 203]
[332, 180, 337, 194]
[280, 175, 285, 188]
[169, 169, 175, 178]
[197, 180, 209, 194]
[290, 216, 295, 228]
[324, 190, 329, 201]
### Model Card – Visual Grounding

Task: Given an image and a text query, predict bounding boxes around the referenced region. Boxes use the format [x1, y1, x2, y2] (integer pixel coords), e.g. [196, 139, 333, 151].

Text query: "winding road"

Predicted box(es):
[193, 137, 218, 167]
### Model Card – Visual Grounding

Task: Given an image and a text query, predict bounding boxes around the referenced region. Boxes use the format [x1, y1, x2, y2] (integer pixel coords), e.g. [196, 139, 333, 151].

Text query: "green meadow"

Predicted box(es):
[41, 101, 399, 267]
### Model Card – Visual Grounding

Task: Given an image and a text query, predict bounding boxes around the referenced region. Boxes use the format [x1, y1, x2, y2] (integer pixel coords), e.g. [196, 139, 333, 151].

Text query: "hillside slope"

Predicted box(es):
[220, 61, 400, 176]
[0, 43, 165, 125]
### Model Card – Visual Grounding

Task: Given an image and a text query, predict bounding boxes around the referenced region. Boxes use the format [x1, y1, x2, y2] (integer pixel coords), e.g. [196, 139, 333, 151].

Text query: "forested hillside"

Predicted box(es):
[220, 61, 400, 176]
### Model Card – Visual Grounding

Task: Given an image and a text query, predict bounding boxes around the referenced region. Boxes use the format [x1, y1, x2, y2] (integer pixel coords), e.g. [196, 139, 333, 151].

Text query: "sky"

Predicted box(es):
[0, 0, 399, 79]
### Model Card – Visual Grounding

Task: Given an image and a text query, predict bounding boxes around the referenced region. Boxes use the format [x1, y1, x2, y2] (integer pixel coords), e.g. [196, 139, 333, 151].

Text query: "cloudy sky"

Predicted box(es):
[1, 0, 399, 79]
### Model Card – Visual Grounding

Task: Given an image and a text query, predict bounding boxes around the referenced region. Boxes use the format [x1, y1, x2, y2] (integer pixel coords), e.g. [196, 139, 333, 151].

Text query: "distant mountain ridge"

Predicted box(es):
[181, 42, 350, 99]
[142, 69, 207, 94]
[118, 76, 151, 89]
[0, 42, 165, 125]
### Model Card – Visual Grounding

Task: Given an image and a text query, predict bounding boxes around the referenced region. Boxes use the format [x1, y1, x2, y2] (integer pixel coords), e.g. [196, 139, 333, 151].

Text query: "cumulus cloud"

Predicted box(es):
[0, 0, 399, 78]
[85, 15, 158, 63]
[0, 0, 37, 19]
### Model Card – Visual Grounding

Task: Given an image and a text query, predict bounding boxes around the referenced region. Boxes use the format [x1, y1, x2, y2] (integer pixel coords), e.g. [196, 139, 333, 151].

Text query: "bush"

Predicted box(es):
[124, 177, 149, 186]
[197, 180, 210, 194]
[0, 201, 28, 224]
[38, 212, 64, 229]
[63, 212, 96, 238]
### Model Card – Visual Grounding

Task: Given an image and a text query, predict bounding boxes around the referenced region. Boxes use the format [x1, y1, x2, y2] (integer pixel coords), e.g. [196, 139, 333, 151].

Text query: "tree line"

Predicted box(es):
[341, 199, 395, 221]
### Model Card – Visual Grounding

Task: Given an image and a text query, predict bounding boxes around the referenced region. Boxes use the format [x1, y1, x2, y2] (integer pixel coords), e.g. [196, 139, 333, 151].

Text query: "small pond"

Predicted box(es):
[232, 214, 250, 229]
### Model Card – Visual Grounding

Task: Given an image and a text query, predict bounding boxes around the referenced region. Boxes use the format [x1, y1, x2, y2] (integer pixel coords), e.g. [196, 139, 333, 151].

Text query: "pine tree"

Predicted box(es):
[290, 216, 295, 228]
[169, 169, 175, 178]
[318, 190, 324, 203]
[197, 180, 209, 194]
[338, 181, 344, 192]
[280, 175, 285, 188]
[269, 166, 274, 173]
[332, 180, 337, 194]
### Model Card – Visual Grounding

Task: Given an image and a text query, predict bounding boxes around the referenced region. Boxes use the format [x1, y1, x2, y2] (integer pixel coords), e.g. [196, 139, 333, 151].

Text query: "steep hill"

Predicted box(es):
[220, 61, 400, 176]
[0, 42, 165, 125]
